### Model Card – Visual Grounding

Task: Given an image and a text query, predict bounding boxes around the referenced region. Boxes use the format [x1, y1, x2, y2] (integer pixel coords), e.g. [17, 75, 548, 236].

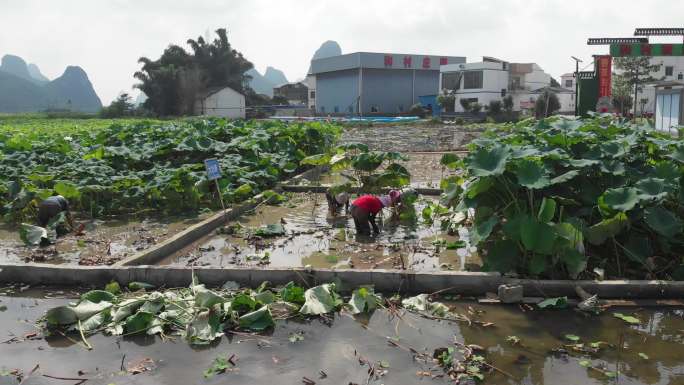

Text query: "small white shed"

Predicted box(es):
[653, 81, 683, 134]
[195, 87, 246, 119]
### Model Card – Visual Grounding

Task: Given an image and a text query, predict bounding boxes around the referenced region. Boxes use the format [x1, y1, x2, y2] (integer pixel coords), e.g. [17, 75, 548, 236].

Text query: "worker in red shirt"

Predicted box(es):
[350, 190, 401, 234]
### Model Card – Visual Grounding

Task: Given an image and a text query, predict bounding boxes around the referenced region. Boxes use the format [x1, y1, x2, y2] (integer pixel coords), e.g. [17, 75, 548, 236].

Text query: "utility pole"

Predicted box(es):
[571, 56, 583, 116]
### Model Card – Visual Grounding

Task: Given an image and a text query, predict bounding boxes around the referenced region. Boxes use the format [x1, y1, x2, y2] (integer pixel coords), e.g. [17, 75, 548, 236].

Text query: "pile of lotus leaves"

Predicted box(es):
[437, 115, 684, 280]
[0, 118, 340, 222]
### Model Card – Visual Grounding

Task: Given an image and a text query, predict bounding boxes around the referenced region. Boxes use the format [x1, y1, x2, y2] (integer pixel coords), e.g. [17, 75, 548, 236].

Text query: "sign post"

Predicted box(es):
[204, 159, 227, 221]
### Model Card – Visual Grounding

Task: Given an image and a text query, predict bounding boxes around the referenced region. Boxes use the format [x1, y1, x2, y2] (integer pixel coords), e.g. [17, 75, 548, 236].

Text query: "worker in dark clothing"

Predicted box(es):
[349, 190, 401, 235]
[325, 190, 350, 216]
[37, 195, 74, 229]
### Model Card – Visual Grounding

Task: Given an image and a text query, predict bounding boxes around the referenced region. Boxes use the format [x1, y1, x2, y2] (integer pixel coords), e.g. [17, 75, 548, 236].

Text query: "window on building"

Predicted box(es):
[565, 79, 573, 88]
[441, 72, 462, 90]
[666, 66, 674, 76]
[678, 73, 683, 80]
[310, 91, 315, 99]
[334, 106, 339, 113]
[371, 105, 379, 113]
[463, 71, 483, 89]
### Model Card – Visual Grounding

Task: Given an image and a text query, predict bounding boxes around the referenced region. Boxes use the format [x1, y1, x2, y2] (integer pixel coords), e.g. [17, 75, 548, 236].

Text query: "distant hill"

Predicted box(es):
[308, 40, 342, 74]
[0, 54, 102, 113]
[245, 66, 289, 97]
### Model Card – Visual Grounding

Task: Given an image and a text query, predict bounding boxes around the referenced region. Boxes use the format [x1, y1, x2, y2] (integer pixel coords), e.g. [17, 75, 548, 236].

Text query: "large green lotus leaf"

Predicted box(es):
[554, 222, 583, 249]
[352, 152, 385, 172]
[299, 284, 341, 315]
[520, 218, 556, 255]
[528, 253, 548, 275]
[470, 216, 498, 246]
[515, 160, 550, 189]
[558, 247, 587, 279]
[347, 286, 381, 315]
[549, 170, 579, 185]
[465, 177, 494, 199]
[301, 153, 331, 166]
[483, 240, 519, 273]
[586, 213, 628, 245]
[238, 306, 274, 331]
[600, 141, 628, 158]
[600, 187, 639, 212]
[644, 206, 682, 238]
[45, 306, 78, 326]
[563, 158, 600, 168]
[636, 178, 668, 202]
[510, 146, 541, 159]
[668, 146, 684, 163]
[551, 118, 583, 131]
[537, 197, 556, 223]
[600, 160, 625, 176]
[653, 162, 680, 184]
[466, 145, 509, 177]
[440, 153, 460, 167]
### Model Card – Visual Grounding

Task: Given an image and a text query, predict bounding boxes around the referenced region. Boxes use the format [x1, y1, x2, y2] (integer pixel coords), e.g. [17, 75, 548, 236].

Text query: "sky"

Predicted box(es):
[2, 0, 683, 104]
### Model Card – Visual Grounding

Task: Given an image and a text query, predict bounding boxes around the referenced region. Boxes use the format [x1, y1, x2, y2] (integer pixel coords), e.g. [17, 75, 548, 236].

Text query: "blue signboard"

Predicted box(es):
[204, 158, 222, 181]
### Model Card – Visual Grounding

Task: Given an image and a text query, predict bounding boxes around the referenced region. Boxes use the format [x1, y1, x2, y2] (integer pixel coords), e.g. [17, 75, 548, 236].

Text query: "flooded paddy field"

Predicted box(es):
[1, 288, 683, 385]
[164, 193, 479, 272]
[339, 124, 482, 152]
[0, 214, 209, 266]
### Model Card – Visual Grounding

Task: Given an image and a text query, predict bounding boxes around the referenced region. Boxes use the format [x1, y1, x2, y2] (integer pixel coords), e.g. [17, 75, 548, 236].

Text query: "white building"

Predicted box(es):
[629, 57, 684, 115]
[439, 57, 555, 114]
[194, 87, 246, 119]
[558, 73, 577, 113]
[303, 75, 316, 110]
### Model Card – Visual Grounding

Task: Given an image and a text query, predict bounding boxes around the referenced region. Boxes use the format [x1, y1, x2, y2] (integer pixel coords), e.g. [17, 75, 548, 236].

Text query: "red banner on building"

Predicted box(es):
[384, 55, 393, 67]
[422, 57, 431, 69]
[403, 56, 412, 68]
[597, 55, 612, 97]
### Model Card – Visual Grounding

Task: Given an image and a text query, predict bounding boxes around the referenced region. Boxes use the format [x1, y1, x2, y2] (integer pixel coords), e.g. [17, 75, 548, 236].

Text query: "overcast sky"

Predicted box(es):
[2, 0, 683, 104]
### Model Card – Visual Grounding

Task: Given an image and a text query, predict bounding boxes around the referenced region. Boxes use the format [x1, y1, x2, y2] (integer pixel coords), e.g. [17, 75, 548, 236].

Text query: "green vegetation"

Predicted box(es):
[435, 115, 684, 280]
[0, 117, 339, 222]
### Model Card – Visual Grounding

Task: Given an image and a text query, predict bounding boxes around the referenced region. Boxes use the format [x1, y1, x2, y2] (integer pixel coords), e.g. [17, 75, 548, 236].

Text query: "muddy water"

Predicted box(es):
[339, 124, 481, 152]
[1, 290, 683, 385]
[0, 214, 209, 266]
[163, 193, 478, 272]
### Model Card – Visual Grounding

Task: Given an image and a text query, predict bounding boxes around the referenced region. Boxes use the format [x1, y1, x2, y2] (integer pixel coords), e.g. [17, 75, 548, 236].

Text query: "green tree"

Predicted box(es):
[613, 57, 662, 117]
[437, 94, 455, 113]
[470, 102, 483, 114]
[503, 95, 514, 113]
[534, 90, 560, 118]
[100, 93, 135, 118]
[488, 100, 502, 116]
[612, 73, 633, 115]
[459, 98, 471, 112]
[134, 28, 253, 116]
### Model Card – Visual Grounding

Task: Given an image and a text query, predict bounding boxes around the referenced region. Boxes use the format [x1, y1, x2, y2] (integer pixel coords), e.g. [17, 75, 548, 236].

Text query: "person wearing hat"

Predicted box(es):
[325, 190, 350, 216]
[349, 190, 401, 235]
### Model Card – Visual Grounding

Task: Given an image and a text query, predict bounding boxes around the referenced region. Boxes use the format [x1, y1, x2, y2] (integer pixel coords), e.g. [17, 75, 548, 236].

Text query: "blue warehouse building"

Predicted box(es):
[309, 52, 465, 115]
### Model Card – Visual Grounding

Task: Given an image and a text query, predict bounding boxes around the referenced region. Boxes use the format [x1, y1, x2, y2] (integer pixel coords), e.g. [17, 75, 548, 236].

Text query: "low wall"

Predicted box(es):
[2, 264, 683, 299]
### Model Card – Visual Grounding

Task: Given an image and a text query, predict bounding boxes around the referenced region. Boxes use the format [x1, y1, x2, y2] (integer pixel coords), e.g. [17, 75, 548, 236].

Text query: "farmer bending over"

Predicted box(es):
[350, 190, 401, 235]
[38, 194, 74, 229]
[325, 190, 349, 216]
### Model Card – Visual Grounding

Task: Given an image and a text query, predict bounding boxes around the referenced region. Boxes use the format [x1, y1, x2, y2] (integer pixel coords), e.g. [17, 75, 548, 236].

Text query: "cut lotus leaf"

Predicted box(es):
[299, 284, 341, 315]
[280, 282, 305, 304]
[565, 334, 580, 341]
[19, 224, 48, 246]
[347, 286, 381, 315]
[537, 297, 568, 309]
[81, 290, 116, 304]
[72, 300, 113, 321]
[644, 206, 682, 238]
[238, 306, 274, 331]
[128, 282, 155, 291]
[466, 145, 510, 177]
[600, 187, 639, 212]
[194, 286, 225, 308]
[45, 306, 78, 326]
[401, 294, 429, 312]
[185, 310, 224, 344]
[254, 224, 286, 237]
[613, 312, 640, 325]
[79, 311, 110, 332]
[124, 311, 155, 334]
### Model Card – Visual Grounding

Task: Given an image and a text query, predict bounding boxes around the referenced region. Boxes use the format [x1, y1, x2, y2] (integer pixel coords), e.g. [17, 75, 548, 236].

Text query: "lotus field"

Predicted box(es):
[433, 116, 684, 280]
[0, 118, 340, 223]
